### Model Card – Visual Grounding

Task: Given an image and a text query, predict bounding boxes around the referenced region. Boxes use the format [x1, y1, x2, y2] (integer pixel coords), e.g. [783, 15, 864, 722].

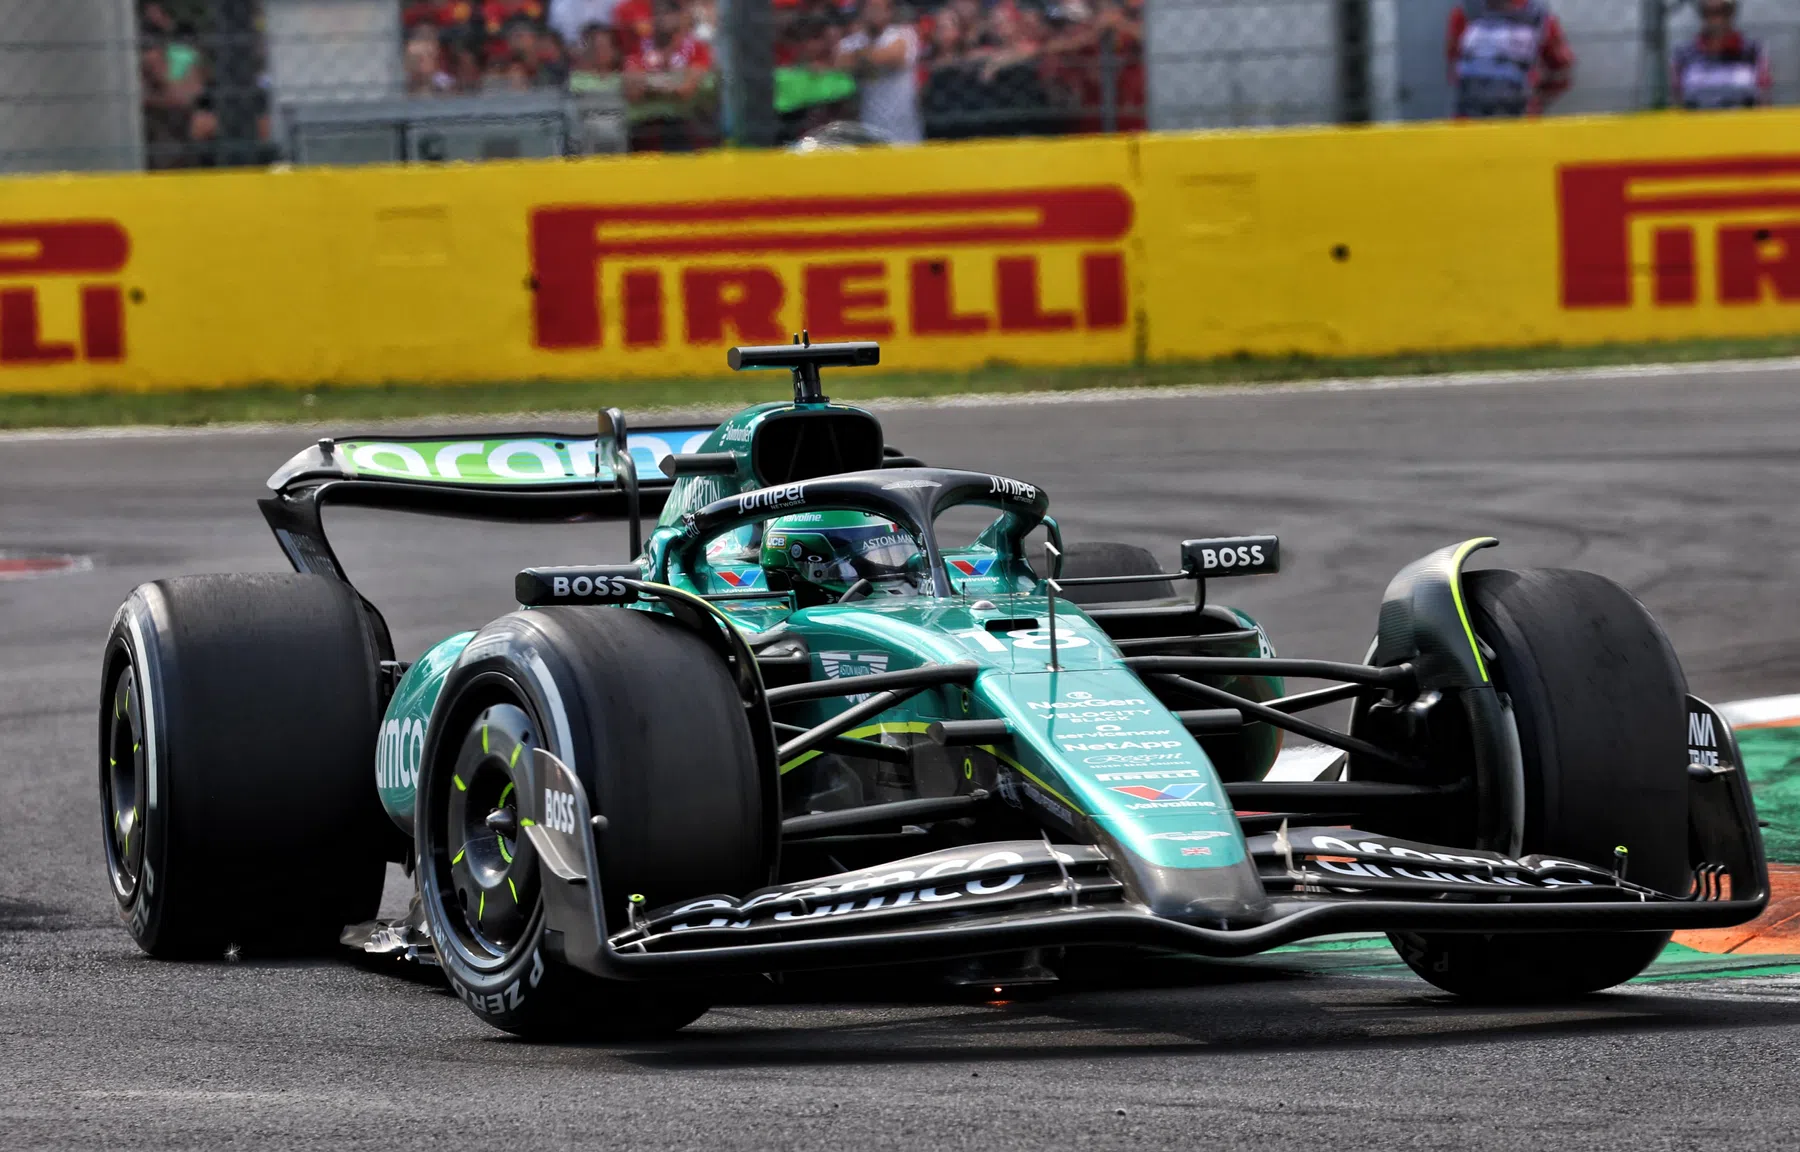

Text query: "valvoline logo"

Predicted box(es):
[1110, 783, 1208, 802]
[949, 557, 996, 577]
[715, 568, 766, 590]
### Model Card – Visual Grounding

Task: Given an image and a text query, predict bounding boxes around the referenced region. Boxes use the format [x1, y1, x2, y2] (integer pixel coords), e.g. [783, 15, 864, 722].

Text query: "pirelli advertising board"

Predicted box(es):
[2, 108, 1798, 394]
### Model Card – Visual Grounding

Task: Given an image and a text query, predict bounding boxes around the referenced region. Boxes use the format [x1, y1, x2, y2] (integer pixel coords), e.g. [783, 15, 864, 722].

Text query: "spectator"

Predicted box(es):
[447, 42, 485, 91]
[140, 5, 215, 168]
[1446, 0, 1573, 118]
[549, 0, 620, 49]
[484, 51, 537, 90]
[834, 0, 922, 143]
[1041, 0, 1143, 133]
[623, 1, 716, 150]
[404, 25, 458, 95]
[568, 22, 625, 94]
[691, 0, 718, 44]
[611, 0, 657, 59]
[1672, 0, 1771, 110]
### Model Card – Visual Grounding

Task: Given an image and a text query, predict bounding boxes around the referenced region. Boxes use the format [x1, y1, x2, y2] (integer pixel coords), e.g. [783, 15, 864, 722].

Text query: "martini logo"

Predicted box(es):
[0, 220, 130, 367]
[1560, 157, 1800, 309]
[1111, 782, 1208, 802]
[528, 187, 1132, 351]
[950, 556, 996, 578]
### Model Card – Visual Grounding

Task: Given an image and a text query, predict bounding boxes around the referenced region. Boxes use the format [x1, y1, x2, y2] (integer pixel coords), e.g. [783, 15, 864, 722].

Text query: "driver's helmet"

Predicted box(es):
[761, 510, 924, 599]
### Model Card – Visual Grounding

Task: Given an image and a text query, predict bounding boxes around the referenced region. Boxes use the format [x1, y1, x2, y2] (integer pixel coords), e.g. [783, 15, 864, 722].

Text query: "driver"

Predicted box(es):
[760, 511, 927, 604]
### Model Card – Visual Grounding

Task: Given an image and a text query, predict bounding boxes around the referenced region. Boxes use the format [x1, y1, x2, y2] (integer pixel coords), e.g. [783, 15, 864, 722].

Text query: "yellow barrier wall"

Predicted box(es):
[0, 138, 1137, 393]
[1138, 109, 1800, 361]
[1, 108, 1797, 393]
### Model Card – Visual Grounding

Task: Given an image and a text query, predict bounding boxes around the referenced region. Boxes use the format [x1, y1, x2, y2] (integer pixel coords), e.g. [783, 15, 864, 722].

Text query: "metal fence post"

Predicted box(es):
[1643, 0, 1682, 110]
[1336, 0, 1372, 124]
[1100, 28, 1119, 134]
[722, 0, 776, 147]
[213, 0, 262, 164]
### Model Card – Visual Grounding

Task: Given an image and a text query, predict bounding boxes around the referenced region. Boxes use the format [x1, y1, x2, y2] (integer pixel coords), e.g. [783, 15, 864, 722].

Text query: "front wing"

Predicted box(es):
[514, 728, 1769, 980]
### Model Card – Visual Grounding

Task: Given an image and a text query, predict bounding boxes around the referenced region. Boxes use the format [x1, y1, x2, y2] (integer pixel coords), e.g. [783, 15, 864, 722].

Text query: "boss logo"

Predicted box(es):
[544, 787, 578, 834]
[552, 574, 629, 598]
[514, 566, 638, 606]
[1182, 535, 1280, 578]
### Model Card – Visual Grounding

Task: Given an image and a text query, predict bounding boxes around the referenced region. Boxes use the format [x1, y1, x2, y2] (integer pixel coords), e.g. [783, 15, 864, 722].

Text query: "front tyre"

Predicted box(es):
[417, 607, 769, 1039]
[1390, 568, 1689, 1000]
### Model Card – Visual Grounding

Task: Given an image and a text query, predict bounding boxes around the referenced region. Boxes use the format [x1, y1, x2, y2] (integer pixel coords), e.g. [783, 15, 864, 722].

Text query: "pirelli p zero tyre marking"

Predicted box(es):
[416, 608, 766, 1040]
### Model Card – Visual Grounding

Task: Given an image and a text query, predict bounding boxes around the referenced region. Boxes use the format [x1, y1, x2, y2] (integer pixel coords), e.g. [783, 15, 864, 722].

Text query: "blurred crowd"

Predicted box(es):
[139, 0, 273, 169]
[398, 0, 1142, 149]
[136, 0, 1781, 167]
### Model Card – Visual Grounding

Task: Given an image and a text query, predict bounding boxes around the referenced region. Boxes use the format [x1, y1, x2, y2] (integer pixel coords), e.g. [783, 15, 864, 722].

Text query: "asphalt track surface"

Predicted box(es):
[7, 364, 1800, 1149]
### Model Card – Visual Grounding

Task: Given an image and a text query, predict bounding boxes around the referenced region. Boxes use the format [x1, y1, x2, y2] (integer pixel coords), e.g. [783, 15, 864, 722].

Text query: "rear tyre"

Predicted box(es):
[1057, 542, 1174, 605]
[1390, 568, 1689, 1000]
[417, 607, 768, 1040]
[100, 574, 389, 958]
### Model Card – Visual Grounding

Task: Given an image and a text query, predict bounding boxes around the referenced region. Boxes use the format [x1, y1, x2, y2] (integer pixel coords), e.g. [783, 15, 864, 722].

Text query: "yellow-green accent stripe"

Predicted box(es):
[450, 847, 465, 864]
[1447, 537, 1498, 683]
[980, 743, 1080, 811]
[778, 722, 934, 774]
[497, 836, 512, 863]
[519, 817, 535, 828]
[478, 891, 485, 919]
[509, 744, 522, 768]
[453, 775, 466, 792]
[481, 725, 489, 754]
[508, 877, 519, 904]
[499, 781, 514, 805]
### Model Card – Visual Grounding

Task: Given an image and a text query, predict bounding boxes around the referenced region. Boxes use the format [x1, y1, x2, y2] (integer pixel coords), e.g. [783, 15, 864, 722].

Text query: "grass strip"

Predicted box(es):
[5, 334, 1800, 429]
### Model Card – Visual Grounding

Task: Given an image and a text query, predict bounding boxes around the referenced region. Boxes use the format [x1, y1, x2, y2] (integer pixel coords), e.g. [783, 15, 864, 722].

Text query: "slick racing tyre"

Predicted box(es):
[1391, 568, 1689, 1001]
[417, 606, 768, 1040]
[1056, 542, 1174, 606]
[100, 574, 389, 958]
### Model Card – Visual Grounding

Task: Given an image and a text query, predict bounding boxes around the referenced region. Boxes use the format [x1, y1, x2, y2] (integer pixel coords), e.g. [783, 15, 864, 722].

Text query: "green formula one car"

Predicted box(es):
[99, 340, 1768, 1038]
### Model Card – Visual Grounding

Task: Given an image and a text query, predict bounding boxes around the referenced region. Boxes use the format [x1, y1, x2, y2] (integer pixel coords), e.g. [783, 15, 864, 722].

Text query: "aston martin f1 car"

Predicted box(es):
[99, 339, 1768, 1038]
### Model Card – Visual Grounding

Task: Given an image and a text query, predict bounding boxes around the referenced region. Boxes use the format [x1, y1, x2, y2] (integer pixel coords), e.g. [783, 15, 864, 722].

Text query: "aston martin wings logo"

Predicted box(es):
[819, 652, 890, 679]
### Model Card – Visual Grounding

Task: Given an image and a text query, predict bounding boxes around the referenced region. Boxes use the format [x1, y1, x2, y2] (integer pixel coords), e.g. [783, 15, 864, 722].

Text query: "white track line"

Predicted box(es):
[3, 355, 1797, 444]
[1720, 695, 1800, 728]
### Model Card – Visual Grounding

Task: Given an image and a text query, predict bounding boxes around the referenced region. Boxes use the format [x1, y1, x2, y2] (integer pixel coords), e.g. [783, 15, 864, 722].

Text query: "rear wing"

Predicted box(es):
[258, 421, 715, 615]
[265, 422, 716, 514]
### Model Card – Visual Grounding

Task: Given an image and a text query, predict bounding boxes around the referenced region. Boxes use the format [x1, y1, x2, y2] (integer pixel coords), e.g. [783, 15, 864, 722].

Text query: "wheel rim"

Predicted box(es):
[101, 663, 146, 901]
[431, 702, 543, 966]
